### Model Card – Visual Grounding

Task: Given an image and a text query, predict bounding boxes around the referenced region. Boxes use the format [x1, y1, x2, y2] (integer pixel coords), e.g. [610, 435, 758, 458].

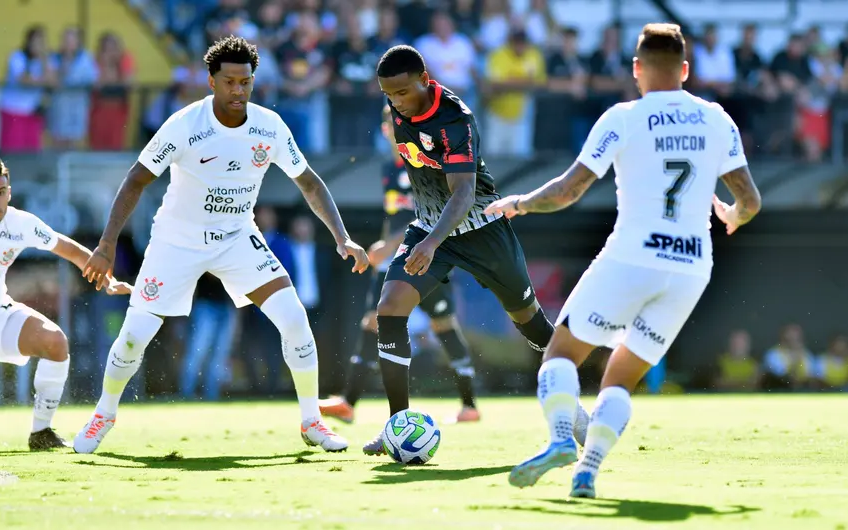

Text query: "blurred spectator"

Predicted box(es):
[771, 33, 812, 94]
[544, 26, 589, 153]
[180, 274, 237, 401]
[714, 329, 760, 391]
[518, 0, 554, 49]
[369, 7, 406, 55]
[284, 0, 340, 46]
[733, 24, 778, 153]
[415, 10, 478, 110]
[814, 335, 848, 390]
[257, 0, 289, 53]
[588, 24, 634, 116]
[397, 0, 435, 42]
[357, 0, 381, 40]
[1, 26, 55, 153]
[478, 0, 510, 52]
[451, 0, 480, 40]
[484, 26, 546, 156]
[204, 0, 250, 46]
[49, 26, 98, 149]
[693, 23, 736, 100]
[89, 32, 134, 150]
[143, 61, 208, 139]
[839, 25, 848, 66]
[798, 44, 843, 162]
[276, 11, 331, 153]
[762, 323, 815, 391]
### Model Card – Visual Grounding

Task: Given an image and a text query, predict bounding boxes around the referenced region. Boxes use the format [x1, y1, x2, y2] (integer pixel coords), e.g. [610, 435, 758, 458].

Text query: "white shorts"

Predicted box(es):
[130, 225, 288, 317]
[556, 258, 709, 366]
[0, 299, 34, 366]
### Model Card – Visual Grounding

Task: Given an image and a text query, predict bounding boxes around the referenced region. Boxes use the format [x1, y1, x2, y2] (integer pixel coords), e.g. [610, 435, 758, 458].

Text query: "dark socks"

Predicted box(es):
[344, 328, 379, 406]
[377, 315, 412, 415]
[436, 329, 476, 408]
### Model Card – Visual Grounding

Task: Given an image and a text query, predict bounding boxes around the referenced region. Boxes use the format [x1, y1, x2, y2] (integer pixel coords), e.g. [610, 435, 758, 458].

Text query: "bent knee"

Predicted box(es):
[40, 329, 69, 362]
[376, 282, 419, 316]
[508, 300, 541, 324]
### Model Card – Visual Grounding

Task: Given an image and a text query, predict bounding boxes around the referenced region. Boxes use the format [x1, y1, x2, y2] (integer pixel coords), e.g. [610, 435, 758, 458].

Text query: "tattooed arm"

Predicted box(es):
[713, 165, 761, 235]
[83, 162, 156, 289]
[484, 162, 597, 218]
[293, 167, 369, 272]
[293, 166, 350, 244]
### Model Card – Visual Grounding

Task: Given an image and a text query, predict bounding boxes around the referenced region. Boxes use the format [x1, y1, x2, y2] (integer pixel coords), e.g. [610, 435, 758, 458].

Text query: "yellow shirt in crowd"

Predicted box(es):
[486, 46, 547, 121]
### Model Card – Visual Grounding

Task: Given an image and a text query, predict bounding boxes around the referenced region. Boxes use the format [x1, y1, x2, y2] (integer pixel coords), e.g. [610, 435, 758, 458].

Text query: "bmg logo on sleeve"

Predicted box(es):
[648, 108, 706, 131]
[152, 143, 176, 164]
[591, 130, 619, 159]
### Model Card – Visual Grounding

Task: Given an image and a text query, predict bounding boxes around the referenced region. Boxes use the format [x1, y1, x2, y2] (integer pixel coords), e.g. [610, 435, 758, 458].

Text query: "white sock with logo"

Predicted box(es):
[260, 287, 321, 422]
[32, 358, 70, 432]
[537, 357, 581, 443]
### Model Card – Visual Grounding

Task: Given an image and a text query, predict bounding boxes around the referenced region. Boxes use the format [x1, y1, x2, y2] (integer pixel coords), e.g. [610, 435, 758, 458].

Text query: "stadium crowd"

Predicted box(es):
[4, 0, 848, 160]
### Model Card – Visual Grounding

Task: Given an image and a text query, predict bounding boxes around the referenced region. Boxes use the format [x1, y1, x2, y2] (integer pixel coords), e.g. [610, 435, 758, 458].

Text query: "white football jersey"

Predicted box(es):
[0, 206, 58, 303]
[576, 90, 748, 278]
[138, 96, 307, 249]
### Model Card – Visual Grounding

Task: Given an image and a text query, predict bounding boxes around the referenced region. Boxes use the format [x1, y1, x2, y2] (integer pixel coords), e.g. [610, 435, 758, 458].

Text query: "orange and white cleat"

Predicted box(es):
[301, 419, 348, 452]
[73, 413, 116, 454]
[445, 406, 481, 424]
[318, 396, 355, 424]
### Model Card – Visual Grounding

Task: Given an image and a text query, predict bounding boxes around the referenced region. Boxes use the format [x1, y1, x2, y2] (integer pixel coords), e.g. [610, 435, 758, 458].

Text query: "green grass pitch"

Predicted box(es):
[1, 395, 847, 529]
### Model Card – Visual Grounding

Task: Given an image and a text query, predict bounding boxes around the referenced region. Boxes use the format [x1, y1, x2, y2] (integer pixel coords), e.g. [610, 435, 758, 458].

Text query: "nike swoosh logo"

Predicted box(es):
[271, 266, 281, 272]
[298, 350, 314, 358]
[200, 156, 218, 164]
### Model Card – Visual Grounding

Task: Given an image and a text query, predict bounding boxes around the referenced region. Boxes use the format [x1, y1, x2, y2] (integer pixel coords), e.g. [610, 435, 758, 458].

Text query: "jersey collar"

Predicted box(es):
[411, 80, 442, 123]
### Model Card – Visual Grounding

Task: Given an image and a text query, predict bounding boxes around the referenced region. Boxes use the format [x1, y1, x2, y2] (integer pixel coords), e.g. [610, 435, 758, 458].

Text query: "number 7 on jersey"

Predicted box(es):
[663, 159, 693, 220]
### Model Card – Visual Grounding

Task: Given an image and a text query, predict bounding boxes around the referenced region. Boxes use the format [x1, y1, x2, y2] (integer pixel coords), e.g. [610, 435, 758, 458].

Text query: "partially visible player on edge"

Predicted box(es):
[73, 36, 369, 454]
[484, 24, 762, 498]
[362, 45, 589, 455]
[0, 159, 132, 450]
[319, 105, 481, 425]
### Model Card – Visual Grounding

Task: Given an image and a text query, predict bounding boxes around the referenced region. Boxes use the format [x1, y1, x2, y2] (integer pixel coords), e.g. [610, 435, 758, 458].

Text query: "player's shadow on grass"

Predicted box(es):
[363, 463, 513, 484]
[75, 450, 352, 471]
[537, 498, 760, 523]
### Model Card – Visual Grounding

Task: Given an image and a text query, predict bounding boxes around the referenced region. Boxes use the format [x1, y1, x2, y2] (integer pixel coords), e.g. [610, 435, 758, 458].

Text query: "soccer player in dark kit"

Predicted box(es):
[363, 45, 589, 454]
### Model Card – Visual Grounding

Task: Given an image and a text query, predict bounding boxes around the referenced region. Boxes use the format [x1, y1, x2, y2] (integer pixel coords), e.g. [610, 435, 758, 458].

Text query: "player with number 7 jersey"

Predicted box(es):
[73, 36, 370, 455]
[485, 24, 761, 498]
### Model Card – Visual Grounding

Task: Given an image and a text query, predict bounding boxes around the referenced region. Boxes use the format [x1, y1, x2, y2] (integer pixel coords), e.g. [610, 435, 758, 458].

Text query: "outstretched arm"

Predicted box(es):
[293, 167, 369, 273]
[53, 235, 133, 294]
[484, 162, 597, 218]
[84, 162, 156, 289]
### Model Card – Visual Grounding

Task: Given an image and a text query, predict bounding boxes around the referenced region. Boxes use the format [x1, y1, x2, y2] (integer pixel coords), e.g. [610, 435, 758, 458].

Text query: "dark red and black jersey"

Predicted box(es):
[389, 81, 500, 236]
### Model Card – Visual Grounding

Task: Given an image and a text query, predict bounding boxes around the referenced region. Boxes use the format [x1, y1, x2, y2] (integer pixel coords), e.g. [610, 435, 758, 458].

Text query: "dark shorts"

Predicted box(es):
[367, 270, 455, 318]
[385, 217, 536, 313]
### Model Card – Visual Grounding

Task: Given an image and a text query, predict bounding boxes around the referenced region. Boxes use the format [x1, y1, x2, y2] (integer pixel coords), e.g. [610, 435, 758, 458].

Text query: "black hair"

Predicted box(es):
[0, 159, 9, 184]
[203, 35, 259, 76]
[377, 45, 425, 78]
[637, 23, 686, 68]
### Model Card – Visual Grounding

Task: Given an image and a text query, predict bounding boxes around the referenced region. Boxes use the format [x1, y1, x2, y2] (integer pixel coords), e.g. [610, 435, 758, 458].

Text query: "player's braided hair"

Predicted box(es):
[377, 45, 425, 78]
[204, 35, 259, 76]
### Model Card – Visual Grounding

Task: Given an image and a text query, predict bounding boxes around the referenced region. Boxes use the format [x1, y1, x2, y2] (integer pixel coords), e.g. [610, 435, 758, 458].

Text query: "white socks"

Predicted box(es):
[32, 357, 70, 432]
[537, 357, 581, 443]
[576, 386, 632, 476]
[96, 308, 163, 416]
[260, 287, 321, 422]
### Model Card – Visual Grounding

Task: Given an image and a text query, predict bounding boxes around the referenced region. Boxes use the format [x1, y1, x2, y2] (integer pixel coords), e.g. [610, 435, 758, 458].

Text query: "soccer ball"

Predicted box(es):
[382, 410, 441, 465]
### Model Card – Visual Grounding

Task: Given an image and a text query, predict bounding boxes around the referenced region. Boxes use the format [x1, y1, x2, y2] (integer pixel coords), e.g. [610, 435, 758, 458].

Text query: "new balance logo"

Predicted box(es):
[227, 160, 241, 172]
[523, 286, 532, 300]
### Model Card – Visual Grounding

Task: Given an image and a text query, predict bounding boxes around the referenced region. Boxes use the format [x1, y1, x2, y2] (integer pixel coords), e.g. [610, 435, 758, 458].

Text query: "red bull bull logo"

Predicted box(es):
[397, 142, 442, 170]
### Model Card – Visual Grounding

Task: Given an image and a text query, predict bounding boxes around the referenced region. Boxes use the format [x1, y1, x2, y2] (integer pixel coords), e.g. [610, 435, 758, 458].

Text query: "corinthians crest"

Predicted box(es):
[0, 249, 16, 266]
[141, 277, 164, 302]
[251, 142, 271, 168]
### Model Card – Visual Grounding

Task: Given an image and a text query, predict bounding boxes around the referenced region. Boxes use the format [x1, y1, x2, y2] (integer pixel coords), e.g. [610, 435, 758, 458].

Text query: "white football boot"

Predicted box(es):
[73, 413, 116, 454]
[301, 419, 348, 452]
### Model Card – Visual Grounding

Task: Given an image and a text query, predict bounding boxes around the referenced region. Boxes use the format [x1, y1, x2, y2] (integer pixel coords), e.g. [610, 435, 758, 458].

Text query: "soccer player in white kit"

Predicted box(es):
[485, 24, 762, 498]
[73, 36, 369, 454]
[0, 159, 132, 450]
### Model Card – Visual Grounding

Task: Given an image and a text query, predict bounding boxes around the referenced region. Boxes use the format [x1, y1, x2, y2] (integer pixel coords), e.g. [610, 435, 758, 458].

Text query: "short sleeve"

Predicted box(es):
[575, 106, 626, 178]
[439, 117, 477, 174]
[22, 211, 58, 251]
[273, 115, 308, 178]
[137, 113, 184, 177]
[717, 109, 748, 176]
